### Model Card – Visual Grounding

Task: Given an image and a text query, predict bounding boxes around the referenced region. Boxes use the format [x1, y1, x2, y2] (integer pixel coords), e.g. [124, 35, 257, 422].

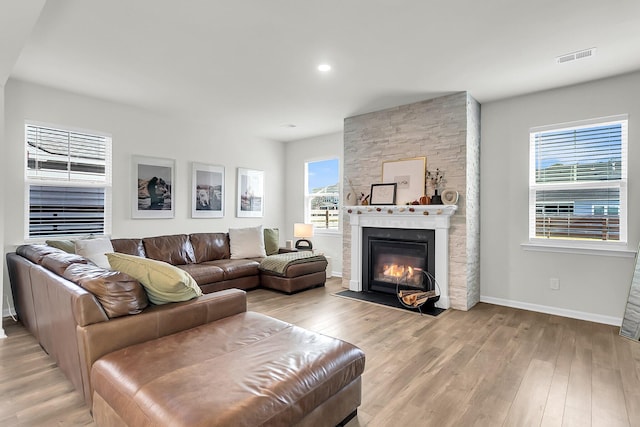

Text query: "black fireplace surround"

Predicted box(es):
[362, 227, 435, 295]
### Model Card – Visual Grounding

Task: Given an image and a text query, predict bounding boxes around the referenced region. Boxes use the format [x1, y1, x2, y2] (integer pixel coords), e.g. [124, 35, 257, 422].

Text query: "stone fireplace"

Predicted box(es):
[342, 92, 480, 311]
[346, 205, 456, 309]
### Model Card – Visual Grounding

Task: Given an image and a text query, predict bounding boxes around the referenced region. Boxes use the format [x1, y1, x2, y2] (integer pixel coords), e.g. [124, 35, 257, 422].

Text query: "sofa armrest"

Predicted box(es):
[278, 247, 298, 253]
[76, 288, 246, 404]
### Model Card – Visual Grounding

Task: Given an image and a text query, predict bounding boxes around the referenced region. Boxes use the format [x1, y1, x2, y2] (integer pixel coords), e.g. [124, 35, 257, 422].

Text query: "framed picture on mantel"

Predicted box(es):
[382, 157, 426, 205]
[370, 183, 397, 205]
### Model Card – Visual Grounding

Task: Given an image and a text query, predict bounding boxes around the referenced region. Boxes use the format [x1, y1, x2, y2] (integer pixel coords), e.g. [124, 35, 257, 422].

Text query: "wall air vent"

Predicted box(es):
[556, 48, 596, 64]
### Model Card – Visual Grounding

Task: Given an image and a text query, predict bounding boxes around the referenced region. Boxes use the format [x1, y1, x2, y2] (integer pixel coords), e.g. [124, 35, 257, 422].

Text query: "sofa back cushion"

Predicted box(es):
[63, 263, 149, 318]
[41, 252, 90, 276]
[17, 244, 61, 264]
[189, 233, 230, 263]
[111, 238, 146, 258]
[142, 234, 195, 265]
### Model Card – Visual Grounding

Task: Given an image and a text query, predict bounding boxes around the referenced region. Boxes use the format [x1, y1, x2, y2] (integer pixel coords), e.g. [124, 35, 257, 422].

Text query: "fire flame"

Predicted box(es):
[382, 264, 414, 278]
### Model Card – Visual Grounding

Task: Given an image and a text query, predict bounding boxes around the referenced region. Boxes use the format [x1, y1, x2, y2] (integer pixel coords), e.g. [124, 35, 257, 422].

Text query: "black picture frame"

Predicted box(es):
[369, 183, 397, 205]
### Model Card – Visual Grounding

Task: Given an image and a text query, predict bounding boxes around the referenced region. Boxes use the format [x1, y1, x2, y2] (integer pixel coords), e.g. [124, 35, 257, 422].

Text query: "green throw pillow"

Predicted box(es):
[106, 252, 202, 305]
[263, 228, 279, 256]
[46, 239, 76, 254]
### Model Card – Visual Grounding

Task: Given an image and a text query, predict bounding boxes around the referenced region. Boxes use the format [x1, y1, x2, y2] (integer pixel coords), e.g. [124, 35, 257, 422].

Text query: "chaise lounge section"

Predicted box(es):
[91, 310, 365, 426]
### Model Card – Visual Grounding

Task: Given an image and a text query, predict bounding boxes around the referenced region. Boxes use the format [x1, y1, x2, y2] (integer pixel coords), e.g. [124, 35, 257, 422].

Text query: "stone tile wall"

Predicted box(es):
[342, 92, 480, 310]
[466, 95, 481, 309]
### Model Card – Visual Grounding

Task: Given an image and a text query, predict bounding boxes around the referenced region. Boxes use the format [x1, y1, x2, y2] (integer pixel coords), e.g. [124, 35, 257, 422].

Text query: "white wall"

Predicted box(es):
[3, 79, 286, 314]
[1, 84, 6, 336]
[284, 132, 343, 277]
[480, 71, 640, 325]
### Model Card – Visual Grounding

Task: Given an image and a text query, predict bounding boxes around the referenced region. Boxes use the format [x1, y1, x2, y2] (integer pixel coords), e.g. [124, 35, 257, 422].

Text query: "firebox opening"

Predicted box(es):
[362, 227, 435, 296]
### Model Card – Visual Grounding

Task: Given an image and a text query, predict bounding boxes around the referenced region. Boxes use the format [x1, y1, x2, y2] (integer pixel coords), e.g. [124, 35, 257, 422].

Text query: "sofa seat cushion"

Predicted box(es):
[91, 312, 365, 427]
[177, 263, 225, 285]
[204, 259, 260, 280]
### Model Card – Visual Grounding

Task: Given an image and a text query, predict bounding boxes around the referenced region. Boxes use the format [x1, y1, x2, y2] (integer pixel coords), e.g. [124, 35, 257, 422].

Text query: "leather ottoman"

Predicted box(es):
[260, 258, 328, 294]
[91, 311, 365, 426]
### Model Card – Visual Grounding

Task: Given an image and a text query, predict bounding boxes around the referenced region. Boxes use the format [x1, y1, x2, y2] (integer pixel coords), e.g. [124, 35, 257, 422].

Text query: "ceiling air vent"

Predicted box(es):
[556, 48, 596, 64]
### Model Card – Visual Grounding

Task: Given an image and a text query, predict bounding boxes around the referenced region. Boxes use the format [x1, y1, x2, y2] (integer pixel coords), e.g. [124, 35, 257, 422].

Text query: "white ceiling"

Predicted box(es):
[6, 0, 640, 142]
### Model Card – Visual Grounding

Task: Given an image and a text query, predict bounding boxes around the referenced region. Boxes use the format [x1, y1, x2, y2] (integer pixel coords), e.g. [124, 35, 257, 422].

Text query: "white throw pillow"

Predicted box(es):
[229, 226, 267, 259]
[75, 237, 114, 269]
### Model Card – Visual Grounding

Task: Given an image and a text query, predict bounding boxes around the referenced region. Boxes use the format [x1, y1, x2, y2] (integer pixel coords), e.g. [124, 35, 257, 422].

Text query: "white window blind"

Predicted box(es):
[529, 116, 627, 244]
[25, 123, 112, 239]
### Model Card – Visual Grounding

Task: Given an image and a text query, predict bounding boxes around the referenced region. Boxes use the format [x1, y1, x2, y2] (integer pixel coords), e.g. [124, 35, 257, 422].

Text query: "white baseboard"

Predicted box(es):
[480, 295, 622, 326]
[329, 271, 342, 278]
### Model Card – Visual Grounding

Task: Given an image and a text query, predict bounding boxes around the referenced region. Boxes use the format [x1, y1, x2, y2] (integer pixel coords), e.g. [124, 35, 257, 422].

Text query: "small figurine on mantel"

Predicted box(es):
[345, 191, 370, 206]
[426, 168, 445, 205]
[345, 178, 371, 206]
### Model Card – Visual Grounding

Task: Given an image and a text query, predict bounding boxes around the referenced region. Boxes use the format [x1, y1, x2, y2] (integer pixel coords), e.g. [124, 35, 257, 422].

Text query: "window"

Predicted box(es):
[25, 122, 112, 239]
[305, 158, 340, 231]
[529, 116, 627, 244]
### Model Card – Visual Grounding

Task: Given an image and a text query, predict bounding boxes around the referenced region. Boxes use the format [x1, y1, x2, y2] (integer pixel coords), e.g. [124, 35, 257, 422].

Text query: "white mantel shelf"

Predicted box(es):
[345, 205, 457, 226]
[344, 204, 457, 309]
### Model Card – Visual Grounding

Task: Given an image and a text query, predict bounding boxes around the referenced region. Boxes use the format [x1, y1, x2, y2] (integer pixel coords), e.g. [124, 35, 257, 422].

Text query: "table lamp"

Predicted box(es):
[294, 223, 314, 250]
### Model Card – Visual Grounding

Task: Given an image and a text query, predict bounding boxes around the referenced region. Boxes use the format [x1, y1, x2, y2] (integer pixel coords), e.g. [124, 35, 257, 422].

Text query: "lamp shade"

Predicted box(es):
[293, 223, 314, 239]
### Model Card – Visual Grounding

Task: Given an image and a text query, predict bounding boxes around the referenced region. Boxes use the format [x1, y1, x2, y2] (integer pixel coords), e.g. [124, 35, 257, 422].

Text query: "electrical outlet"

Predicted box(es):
[550, 278, 560, 290]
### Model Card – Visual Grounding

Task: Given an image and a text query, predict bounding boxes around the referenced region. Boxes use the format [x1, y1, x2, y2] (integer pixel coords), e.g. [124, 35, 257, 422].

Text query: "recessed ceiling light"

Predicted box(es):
[317, 64, 331, 72]
[281, 124, 297, 128]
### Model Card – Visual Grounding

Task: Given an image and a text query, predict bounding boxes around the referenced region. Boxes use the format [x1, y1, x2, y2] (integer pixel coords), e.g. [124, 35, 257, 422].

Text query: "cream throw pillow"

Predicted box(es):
[75, 238, 114, 269]
[229, 225, 267, 259]
[106, 252, 202, 305]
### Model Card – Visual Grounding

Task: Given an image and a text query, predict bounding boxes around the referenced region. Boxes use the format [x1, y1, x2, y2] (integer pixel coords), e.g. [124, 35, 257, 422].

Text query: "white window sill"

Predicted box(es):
[521, 241, 637, 258]
[313, 229, 342, 237]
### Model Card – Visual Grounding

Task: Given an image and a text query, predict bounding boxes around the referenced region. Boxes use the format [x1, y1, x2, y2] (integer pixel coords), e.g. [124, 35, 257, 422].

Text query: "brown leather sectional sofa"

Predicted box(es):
[6, 231, 345, 424]
[111, 232, 328, 294]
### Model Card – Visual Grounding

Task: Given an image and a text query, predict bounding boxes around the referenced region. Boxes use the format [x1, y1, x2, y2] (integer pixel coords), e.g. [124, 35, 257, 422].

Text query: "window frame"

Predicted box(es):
[304, 157, 341, 234]
[24, 121, 113, 241]
[527, 115, 628, 252]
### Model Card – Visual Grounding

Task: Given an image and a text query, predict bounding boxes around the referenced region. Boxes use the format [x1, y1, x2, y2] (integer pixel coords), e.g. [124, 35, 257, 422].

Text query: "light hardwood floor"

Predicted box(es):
[1, 278, 639, 426]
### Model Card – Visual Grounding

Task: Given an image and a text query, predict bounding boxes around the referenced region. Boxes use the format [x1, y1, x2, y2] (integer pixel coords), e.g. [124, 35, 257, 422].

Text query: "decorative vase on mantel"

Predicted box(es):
[431, 189, 442, 205]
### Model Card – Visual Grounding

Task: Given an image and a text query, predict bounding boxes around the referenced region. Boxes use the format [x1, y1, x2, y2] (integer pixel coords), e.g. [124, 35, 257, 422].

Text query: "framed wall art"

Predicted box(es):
[192, 162, 224, 218]
[236, 167, 264, 217]
[370, 183, 397, 205]
[382, 156, 426, 205]
[132, 155, 175, 219]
